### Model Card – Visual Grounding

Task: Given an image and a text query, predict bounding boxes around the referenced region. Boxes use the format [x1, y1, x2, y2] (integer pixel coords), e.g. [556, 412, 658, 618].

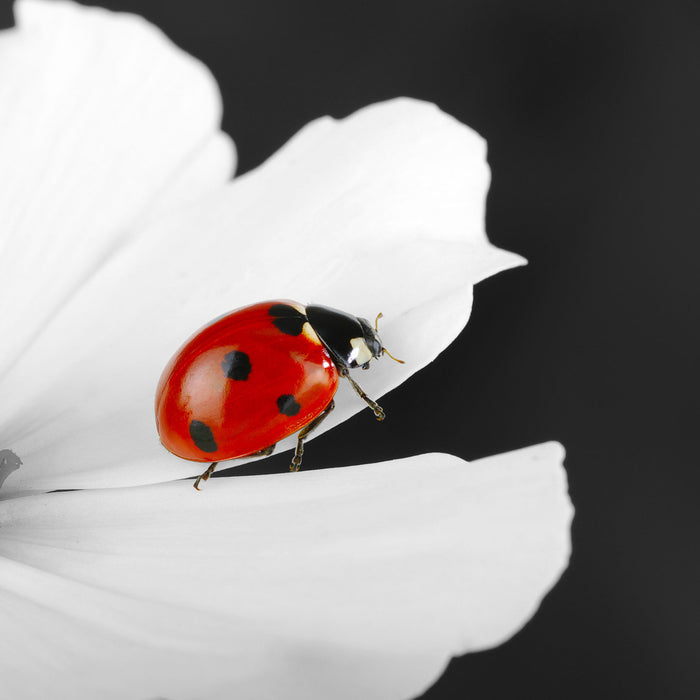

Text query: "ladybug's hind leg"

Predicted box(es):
[193, 462, 218, 491]
[248, 444, 276, 457]
[193, 445, 276, 491]
[290, 400, 335, 472]
[339, 368, 385, 421]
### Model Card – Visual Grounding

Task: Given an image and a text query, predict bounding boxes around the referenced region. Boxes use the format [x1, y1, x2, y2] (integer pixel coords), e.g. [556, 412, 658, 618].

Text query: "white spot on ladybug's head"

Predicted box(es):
[349, 337, 373, 366]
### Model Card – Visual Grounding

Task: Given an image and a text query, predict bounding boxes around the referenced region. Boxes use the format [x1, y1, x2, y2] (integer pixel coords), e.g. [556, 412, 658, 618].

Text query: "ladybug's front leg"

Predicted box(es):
[339, 367, 385, 421]
[290, 399, 335, 472]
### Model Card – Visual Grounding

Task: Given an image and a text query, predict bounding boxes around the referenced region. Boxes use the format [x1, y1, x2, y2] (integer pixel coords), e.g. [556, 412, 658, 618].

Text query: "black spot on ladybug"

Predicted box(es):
[277, 394, 301, 416]
[221, 350, 252, 380]
[269, 304, 307, 336]
[189, 420, 218, 453]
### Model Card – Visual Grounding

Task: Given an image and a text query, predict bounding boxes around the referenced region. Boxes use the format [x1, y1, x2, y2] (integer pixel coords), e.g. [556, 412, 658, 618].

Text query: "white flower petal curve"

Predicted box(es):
[0, 0, 234, 383]
[1, 97, 524, 494]
[0, 442, 572, 700]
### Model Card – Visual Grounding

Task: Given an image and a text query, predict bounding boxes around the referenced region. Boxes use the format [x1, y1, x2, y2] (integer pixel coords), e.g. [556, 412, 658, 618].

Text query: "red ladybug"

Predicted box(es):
[155, 300, 403, 489]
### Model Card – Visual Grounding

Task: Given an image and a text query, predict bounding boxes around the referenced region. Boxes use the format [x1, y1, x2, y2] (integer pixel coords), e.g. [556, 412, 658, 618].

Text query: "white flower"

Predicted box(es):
[0, 2, 572, 699]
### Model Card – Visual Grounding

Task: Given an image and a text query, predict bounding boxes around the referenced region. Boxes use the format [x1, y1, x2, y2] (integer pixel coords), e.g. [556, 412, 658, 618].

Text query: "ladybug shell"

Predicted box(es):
[155, 300, 339, 463]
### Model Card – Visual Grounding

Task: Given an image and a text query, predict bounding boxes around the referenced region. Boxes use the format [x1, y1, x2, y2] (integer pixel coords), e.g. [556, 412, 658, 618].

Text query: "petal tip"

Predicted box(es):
[14, 0, 225, 124]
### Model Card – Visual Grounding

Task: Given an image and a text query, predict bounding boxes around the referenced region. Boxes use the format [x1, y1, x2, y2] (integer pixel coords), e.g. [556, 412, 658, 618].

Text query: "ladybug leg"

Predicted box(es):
[339, 368, 385, 421]
[248, 444, 276, 457]
[193, 462, 218, 491]
[290, 399, 335, 472]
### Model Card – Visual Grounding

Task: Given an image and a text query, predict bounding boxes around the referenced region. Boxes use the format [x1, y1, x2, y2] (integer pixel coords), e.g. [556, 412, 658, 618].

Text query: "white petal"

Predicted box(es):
[0, 0, 234, 382]
[1, 98, 523, 494]
[0, 443, 572, 700]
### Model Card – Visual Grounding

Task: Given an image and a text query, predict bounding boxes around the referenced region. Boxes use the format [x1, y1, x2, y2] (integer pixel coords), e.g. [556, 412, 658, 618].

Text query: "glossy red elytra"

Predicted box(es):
[155, 300, 403, 489]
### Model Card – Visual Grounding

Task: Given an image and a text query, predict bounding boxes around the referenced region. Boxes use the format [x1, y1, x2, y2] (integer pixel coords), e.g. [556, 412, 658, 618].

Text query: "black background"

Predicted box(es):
[4, 1, 698, 698]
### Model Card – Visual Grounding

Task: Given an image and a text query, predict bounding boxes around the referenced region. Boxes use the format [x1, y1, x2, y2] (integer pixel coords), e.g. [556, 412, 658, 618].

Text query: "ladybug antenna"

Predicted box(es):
[374, 312, 405, 364]
[382, 346, 405, 364]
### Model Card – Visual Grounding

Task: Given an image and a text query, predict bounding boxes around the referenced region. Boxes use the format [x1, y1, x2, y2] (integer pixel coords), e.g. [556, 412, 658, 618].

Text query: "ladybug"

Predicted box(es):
[155, 300, 403, 490]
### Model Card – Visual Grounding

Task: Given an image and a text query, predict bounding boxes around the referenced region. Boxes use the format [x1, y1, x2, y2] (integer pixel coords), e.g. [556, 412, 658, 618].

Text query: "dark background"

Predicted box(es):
[5, 1, 698, 697]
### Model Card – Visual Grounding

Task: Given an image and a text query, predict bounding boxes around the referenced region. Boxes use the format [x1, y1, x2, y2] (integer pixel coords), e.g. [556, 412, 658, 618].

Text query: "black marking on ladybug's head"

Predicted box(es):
[269, 304, 307, 336]
[306, 304, 383, 370]
[221, 350, 252, 380]
[357, 316, 383, 360]
[277, 394, 301, 416]
[189, 420, 218, 453]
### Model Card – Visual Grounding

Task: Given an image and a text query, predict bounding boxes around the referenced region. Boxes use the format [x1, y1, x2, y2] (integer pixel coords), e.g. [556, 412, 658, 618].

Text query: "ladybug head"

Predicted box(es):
[361, 312, 405, 369]
[356, 315, 383, 368]
[305, 305, 404, 371]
